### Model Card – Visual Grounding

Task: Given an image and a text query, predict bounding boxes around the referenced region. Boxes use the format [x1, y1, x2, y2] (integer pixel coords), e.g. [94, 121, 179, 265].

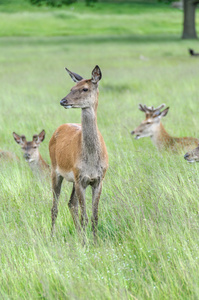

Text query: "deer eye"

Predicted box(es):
[33, 146, 37, 149]
[83, 88, 88, 92]
[146, 121, 151, 124]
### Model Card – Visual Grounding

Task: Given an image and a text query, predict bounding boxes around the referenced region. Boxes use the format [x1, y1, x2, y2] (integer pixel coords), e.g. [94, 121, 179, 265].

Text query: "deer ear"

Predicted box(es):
[91, 65, 102, 83]
[160, 107, 169, 118]
[13, 132, 26, 145]
[33, 130, 45, 144]
[65, 67, 83, 83]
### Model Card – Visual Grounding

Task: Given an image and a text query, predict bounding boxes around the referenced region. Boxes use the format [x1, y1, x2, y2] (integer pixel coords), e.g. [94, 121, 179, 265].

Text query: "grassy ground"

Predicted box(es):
[0, 1, 183, 36]
[1, 2, 199, 300]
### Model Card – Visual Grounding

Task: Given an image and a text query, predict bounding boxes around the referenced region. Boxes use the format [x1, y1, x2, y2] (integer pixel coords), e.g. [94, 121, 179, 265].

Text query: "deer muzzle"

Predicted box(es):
[23, 153, 30, 160]
[184, 153, 189, 160]
[131, 130, 140, 139]
[60, 98, 72, 109]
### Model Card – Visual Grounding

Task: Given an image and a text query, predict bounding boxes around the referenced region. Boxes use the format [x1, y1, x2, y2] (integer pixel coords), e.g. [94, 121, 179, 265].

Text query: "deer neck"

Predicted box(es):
[81, 106, 100, 158]
[28, 152, 48, 173]
[150, 122, 171, 150]
[28, 151, 41, 168]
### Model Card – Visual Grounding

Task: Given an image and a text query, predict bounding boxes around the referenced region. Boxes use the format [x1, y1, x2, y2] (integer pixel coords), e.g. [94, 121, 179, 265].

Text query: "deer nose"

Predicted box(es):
[131, 131, 135, 135]
[60, 98, 68, 106]
[184, 153, 189, 160]
[23, 153, 30, 159]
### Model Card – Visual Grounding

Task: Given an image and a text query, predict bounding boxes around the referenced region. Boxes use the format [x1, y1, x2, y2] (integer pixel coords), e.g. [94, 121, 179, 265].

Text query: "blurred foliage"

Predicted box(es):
[29, 0, 100, 6]
[158, 0, 174, 3]
[29, 0, 77, 6]
[0, 0, 176, 7]
[85, 0, 98, 6]
[28, 0, 174, 7]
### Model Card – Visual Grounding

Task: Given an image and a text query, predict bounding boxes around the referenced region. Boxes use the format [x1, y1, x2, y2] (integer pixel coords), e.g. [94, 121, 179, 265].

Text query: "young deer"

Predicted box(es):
[13, 130, 50, 173]
[49, 65, 108, 241]
[131, 104, 199, 151]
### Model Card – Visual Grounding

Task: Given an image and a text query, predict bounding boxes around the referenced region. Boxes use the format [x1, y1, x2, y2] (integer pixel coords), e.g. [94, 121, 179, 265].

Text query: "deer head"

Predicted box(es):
[13, 130, 45, 163]
[184, 145, 199, 162]
[60, 65, 102, 110]
[131, 104, 169, 139]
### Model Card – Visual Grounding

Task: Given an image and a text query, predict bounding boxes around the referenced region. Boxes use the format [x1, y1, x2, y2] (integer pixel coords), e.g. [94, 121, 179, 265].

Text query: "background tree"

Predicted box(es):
[182, 0, 199, 39]
[85, 0, 97, 6]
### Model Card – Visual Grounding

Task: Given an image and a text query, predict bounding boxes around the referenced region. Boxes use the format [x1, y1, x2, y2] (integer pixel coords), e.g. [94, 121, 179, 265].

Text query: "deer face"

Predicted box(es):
[184, 145, 199, 162]
[60, 65, 101, 110]
[21, 141, 40, 162]
[131, 105, 169, 140]
[13, 130, 45, 163]
[131, 117, 160, 139]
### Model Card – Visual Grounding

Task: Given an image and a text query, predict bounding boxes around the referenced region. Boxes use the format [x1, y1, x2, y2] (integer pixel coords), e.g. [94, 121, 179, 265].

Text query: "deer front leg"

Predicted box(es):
[68, 183, 81, 232]
[91, 181, 102, 242]
[75, 182, 88, 232]
[51, 171, 63, 236]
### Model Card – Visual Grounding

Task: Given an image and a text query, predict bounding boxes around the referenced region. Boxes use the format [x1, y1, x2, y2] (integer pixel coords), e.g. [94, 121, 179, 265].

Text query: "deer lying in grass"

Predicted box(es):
[131, 104, 199, 151]
[13, 130, 50, 173]
[189, 49, 199, 57]
[184, 145, 199, 162]
[49, 65, 108, 241]
[0, 150, 18, 161]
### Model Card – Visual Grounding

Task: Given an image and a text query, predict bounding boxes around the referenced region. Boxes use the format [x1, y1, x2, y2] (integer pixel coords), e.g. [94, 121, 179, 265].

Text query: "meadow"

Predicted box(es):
[1, 1, 199, 299]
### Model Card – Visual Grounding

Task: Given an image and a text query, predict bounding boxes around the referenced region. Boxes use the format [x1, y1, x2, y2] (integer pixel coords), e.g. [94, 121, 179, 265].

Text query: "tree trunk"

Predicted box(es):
[182, 0, 198, 39]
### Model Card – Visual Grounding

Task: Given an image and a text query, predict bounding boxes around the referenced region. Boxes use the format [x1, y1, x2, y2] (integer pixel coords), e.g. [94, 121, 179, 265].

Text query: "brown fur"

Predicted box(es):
[151, 122, 198, 151]
[49, 66, 108, 242]
[131, 104, 198, 152]
[0, 150, 19, 161]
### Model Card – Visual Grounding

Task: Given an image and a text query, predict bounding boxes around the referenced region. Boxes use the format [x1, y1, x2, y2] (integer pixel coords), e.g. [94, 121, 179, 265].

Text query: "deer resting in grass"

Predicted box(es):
[13, 130, 49, 173]
[131, 104, 198, 151]
[184, 145, 199, 162]
[0, 150, 18, 161]
[49, 65, 108, 241]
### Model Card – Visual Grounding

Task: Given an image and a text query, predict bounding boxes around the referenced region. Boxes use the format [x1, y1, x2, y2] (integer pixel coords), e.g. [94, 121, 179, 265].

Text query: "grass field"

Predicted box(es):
[1, 1, 199, 299]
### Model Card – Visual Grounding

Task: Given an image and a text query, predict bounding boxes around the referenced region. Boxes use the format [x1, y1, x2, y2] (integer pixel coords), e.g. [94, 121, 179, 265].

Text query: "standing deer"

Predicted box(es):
[13, 130, 50, 173]
[49, 65, 108, 241]
[131, 104, 198, 151]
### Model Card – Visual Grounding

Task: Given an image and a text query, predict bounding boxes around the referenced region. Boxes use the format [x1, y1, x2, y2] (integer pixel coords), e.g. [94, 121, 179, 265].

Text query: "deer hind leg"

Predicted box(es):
[68, 183, 81, 232]
[91, 182, 102, 242]
[51, 171, 63, 236]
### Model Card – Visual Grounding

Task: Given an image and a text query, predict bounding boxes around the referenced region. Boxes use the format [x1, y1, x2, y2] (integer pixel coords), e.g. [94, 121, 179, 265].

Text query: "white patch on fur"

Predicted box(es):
[28, 159, 34, 163]
[56, 167, 74, 182]
[67, 124, 81, 129]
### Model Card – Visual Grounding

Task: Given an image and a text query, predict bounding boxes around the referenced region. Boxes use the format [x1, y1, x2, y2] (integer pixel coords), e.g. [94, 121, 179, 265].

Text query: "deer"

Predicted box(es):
[0, 150, 19, 161]
[189, 49, 199, 56]
[184, 145, 199, 162]
[131, 104, 199, 152]
[13, 130, 50, 174]
[49, 65, 108, 242]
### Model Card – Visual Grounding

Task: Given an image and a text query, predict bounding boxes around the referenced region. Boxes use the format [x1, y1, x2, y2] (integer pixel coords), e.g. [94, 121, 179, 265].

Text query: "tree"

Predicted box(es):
[85, 0, 97, 6]
[182, 0, 199, 39]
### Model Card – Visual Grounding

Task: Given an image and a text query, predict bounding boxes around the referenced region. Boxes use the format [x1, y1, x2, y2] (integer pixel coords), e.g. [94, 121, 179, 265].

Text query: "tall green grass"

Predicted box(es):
[1, 3, 199, 299]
